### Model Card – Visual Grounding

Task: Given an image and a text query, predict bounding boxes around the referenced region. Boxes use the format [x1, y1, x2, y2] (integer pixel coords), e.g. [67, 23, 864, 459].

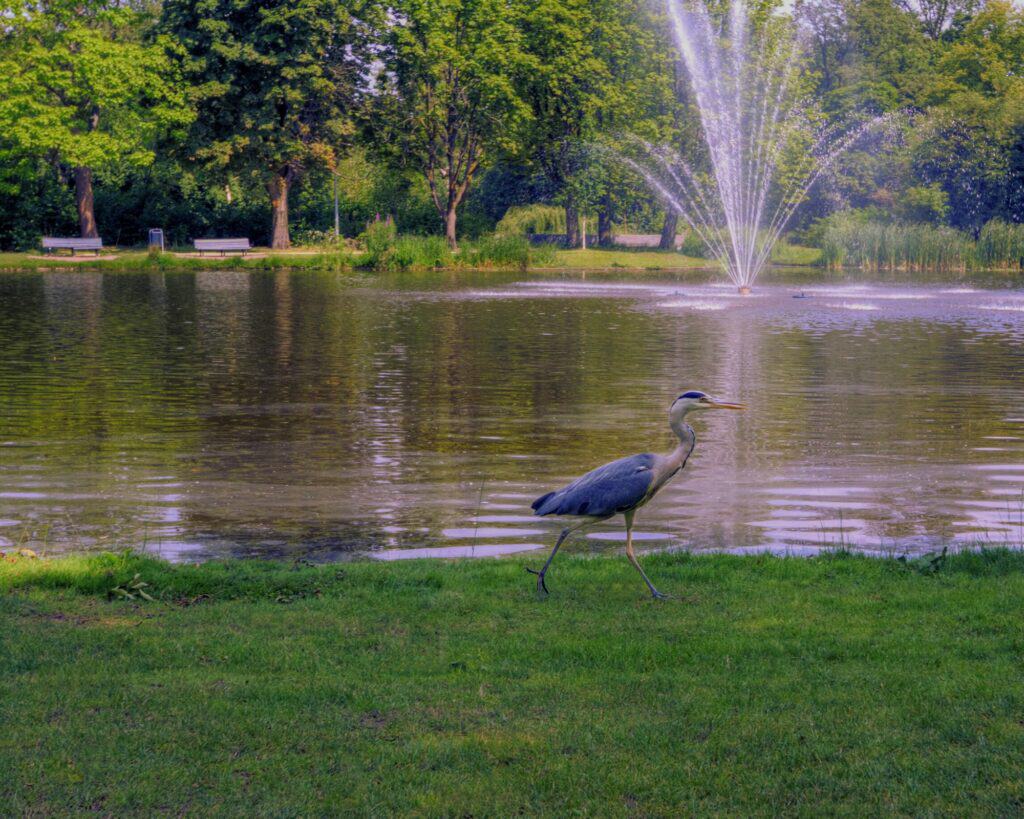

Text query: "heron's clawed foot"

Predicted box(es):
[525, 567, 549, 595]
[650, 589, 671, 600]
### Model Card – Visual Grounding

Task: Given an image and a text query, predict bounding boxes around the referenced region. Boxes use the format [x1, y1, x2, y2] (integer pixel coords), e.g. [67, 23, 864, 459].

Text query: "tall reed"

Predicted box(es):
[820, 215, 977, 272]
[976, 220, 1024, 271]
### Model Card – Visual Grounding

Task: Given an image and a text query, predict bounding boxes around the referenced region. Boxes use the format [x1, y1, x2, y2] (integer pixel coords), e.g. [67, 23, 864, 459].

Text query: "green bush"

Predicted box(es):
[495, 204, 565, 235]
[358, 218, 398, 270]
[897, 184, 950, 224]
[393, 235, 453, 268]
[678, 229, 709, 258]
[463, 234, 534, 269]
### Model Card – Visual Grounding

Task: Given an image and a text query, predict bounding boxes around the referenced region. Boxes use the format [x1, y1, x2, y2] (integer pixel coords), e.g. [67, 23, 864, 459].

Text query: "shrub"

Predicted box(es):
[393, 235, 453, 269]
[358, 218, 398, 270]
[678, 230, 710, 258]
[897, 184, 950, 224]
[464, 234, 533, 269]
[495, 204, 565, 236]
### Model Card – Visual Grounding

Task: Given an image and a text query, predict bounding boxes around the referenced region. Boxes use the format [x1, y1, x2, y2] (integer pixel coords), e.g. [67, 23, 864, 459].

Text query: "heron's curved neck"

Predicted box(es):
[668, 417, 696, 471]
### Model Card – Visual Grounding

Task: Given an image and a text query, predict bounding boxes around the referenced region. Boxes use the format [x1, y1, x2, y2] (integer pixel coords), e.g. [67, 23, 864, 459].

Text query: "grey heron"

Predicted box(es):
[528, 390, 744, 598]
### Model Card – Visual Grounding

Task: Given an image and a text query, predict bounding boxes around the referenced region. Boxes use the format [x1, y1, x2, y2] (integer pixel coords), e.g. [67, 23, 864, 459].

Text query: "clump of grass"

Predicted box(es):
[352, 230, 551, 272]
[463, 234, 534, 269]
[820, 214, 976, 272]
[976, 219, 1024, 271]
[394, 235, 453, 269]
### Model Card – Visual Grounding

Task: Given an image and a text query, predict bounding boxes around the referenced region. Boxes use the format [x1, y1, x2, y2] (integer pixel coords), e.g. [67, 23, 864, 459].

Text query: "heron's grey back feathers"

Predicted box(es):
[531, 453, 658, 518]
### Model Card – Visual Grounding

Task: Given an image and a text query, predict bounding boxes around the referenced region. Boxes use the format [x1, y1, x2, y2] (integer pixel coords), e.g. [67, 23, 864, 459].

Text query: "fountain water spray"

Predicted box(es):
[631, 0, 892, 293]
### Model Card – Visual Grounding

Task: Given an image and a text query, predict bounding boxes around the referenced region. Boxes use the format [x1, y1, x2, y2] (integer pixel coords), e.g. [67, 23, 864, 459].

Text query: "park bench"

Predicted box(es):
[194, 238, 251, 256]
[41, 237, 104, 256]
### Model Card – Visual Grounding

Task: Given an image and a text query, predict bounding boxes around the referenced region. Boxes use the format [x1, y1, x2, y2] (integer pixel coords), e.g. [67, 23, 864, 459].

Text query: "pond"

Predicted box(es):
[2, 268, 1024, 561]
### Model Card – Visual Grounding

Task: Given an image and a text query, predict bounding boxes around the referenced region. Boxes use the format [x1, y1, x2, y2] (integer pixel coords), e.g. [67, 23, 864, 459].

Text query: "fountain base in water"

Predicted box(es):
[738, 286, 752, 296]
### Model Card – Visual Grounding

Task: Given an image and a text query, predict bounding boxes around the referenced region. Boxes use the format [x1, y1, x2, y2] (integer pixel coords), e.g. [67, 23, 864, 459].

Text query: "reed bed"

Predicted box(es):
[976, 220, 1024, 270]
[820, 215, 1024, 272]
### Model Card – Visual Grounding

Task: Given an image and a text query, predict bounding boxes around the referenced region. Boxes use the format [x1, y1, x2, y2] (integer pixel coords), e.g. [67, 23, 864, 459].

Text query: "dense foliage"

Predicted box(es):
[0, 0, 1021, 251]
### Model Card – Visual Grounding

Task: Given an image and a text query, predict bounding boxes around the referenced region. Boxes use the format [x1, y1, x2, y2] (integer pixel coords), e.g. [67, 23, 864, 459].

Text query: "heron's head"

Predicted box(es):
[670, 390, 745, 419]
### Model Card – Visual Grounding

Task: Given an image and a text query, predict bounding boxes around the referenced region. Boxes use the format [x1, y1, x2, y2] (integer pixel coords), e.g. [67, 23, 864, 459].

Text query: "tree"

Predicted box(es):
[894, 0, 980, 40]
[518, 0, 615, 247]
[162, 0, 368, 249]
[519, 0, 677, 247]
[795, 0, 852, 98]
[0, 0, 188, 238]
[374, 0, 531, 248]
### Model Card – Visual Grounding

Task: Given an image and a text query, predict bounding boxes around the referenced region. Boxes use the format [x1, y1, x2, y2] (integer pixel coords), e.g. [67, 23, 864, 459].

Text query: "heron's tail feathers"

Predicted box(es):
[531, 491, 558, 516]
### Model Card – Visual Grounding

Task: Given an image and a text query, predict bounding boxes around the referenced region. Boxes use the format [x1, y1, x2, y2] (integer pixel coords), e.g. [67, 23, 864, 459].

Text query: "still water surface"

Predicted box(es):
[2, 269, 1024, 560]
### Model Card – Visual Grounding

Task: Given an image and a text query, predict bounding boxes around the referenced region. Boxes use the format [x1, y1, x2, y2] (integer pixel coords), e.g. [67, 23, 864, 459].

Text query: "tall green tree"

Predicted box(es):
[518, 0, 672, 247]
[162, 0, 368, 248]
[0, 0, 188, 238]
[894, 0, 980, 39]
[373, 0, 531, 248]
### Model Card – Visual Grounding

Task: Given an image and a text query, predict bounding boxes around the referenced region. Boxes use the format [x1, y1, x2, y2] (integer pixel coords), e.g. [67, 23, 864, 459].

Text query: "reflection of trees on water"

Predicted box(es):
[3, 272, 1024, 555]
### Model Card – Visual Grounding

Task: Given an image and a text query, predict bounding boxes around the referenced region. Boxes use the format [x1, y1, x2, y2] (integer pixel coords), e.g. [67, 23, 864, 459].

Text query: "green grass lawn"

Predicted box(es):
[2, 549, 1023, 814]
[770, 241, 824, 266]
[550, 247, 713, 270]
[0, 249, 353, 273]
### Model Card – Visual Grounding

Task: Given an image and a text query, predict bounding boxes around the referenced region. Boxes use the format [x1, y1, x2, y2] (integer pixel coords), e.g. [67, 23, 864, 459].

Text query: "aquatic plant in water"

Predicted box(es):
[631, 0, 892, 292]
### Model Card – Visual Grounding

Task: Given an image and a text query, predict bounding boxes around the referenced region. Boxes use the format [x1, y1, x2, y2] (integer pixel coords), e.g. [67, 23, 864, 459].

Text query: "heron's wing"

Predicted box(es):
[532, 453, 656, 518]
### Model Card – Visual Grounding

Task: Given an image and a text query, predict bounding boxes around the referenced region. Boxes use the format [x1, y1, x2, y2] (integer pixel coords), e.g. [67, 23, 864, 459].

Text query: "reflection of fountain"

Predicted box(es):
[631, 0, 887, 293]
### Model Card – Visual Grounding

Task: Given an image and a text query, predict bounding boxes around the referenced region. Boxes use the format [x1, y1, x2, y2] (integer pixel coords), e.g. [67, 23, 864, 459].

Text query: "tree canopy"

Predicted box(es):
[0, 0, 1021, 249]
[161, 0, 370, 248]
[0, 0, 188, 237]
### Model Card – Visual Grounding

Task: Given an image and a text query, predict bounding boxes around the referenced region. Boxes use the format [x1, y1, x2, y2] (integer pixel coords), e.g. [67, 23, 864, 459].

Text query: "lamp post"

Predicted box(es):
[333, 173, 340, 240]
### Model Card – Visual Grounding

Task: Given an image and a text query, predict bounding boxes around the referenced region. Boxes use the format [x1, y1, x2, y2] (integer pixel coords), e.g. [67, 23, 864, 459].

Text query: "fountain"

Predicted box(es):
[631, 0, 886, 293]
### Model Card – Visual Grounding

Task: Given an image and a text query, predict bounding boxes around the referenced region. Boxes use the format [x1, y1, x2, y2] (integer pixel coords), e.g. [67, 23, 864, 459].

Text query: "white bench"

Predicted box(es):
[41, 237, 104, 256]
[194, 238, 251, 256]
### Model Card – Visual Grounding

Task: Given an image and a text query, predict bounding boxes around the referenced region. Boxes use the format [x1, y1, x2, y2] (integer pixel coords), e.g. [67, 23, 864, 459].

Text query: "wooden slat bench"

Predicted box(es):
[194, 238, 251, 256]
[41, 237, 104, 256]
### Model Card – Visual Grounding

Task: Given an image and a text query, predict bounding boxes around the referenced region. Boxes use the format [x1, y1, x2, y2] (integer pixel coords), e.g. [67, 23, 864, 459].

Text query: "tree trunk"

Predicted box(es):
[268, 169, 292, 250]
[75, 167, 99, 239]
[444, 205, 458, 250]
[659, 211, 679, 250]
[564, 198, 580, 248]
[598, 196, 613, 247]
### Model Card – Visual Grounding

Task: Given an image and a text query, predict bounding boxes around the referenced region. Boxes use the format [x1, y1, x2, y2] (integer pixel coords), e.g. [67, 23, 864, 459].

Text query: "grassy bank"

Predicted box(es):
[0, 245, 712, 274]
[0, 249, 354, 273]
[0, 242, 821, 274]
[2, 549, 1023, 814]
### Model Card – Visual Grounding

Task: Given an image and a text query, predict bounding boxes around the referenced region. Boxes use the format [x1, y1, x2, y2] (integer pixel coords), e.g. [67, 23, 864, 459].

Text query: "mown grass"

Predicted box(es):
[549, 247, 713, 270]
[2, 549, 1024, 815]
[0, 249, 354, 273]
[770, 240, 823, 266]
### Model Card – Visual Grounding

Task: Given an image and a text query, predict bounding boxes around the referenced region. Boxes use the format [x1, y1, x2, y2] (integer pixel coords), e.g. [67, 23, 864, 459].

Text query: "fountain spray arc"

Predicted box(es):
[634, 0, 881, 293]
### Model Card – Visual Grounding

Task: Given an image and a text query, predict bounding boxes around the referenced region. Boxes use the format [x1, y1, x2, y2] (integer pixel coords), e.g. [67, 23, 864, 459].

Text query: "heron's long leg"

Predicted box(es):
[527, 519, 592, 594]
[624, 510, 668, 599]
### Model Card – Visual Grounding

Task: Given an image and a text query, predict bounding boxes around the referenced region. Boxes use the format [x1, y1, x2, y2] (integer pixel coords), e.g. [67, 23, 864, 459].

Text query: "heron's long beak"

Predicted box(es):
[708, 400, 745, 410]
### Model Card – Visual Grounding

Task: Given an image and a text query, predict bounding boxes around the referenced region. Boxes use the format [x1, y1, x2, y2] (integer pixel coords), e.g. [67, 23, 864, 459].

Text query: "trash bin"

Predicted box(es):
[148, 228, 165, 253]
